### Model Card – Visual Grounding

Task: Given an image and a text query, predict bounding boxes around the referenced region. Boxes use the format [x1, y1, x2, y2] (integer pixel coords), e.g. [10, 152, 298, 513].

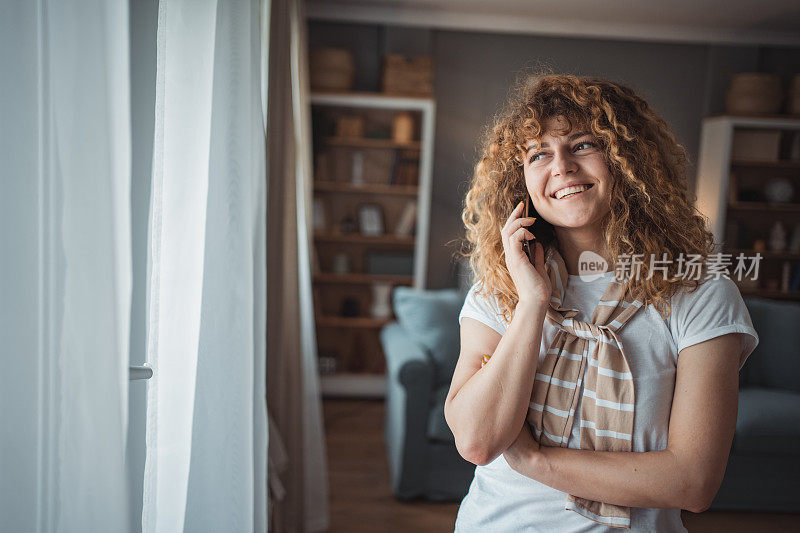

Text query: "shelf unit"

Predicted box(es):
[310, 91, 435, 398]
[694, 115, 800, 300]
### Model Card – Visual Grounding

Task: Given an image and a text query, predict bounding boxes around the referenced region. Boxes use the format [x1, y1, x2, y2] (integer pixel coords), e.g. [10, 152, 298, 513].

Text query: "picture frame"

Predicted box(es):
[357, 203, 385, 236]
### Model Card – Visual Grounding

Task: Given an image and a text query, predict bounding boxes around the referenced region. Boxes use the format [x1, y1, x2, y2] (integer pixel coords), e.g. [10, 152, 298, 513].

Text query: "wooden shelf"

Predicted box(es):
[314, 181, 418, 196]
[726, 249, 800, 260]
[703, 115, 800, 129]
[316, 315, 394, 329]
[727, 202, 800, 213]
[731, 159, 800, 169]
[738, 289, 800, 300]
[310, 91, 434, 107]
[321, 136, 421, 150]
[313, 272, 414, 285]
[314, 232, 415, 246]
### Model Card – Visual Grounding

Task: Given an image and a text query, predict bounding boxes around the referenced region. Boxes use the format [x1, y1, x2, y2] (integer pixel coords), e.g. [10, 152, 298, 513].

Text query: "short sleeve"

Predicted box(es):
[669, 276, 759, 371]
[459, 281, 509, 336]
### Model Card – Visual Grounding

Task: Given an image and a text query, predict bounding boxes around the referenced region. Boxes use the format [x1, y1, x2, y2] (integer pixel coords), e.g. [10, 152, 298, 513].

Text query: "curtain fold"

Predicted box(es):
[51, 0, 133, 529]
[0, 0, 132, 530]
[266, 0, 330, 531]
[142, 0, 268, 531]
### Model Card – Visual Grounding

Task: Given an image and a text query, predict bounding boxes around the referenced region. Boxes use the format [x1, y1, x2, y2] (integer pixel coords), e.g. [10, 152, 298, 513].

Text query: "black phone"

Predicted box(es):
[522, 195, 537, 264]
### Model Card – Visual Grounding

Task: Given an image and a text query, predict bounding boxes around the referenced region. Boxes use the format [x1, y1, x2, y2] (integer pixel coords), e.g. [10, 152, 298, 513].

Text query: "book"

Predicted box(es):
[394, 200, 417, 236]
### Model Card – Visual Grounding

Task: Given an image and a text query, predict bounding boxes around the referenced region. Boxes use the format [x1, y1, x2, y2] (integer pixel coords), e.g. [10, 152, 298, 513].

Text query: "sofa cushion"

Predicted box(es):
[427, 384, 455, 443]
[734, 387, 800, 456]
[392, 286, 462, 386]
[742, 298, 800, 392]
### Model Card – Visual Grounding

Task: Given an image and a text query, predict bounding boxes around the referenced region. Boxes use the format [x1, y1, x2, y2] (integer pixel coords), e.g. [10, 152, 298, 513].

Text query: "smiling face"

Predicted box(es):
[523, 115, 615, 232]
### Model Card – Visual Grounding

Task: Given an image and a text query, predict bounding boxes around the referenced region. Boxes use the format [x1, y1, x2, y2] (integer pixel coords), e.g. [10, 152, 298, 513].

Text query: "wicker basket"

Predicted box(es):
[725, 73, 782, 115]
[381, 54, 433, 96]
[309, 48, 355, 92]
[334, 115, 364, 138]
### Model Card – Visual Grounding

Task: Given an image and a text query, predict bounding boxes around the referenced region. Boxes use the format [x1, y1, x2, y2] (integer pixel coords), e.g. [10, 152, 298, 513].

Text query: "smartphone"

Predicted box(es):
[522, 195, 537, 264]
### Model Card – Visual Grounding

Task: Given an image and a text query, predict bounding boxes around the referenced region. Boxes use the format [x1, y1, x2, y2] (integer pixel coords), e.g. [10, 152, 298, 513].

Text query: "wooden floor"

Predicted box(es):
[323, 399, 800, 532]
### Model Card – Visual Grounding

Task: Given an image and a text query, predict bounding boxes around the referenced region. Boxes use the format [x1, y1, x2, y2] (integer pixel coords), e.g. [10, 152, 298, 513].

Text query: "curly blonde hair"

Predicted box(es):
[458, 71, 715, 324]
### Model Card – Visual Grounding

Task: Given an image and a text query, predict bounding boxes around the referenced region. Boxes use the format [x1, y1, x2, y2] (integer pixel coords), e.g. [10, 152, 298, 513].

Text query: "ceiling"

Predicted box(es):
[306, 0, 800, 46]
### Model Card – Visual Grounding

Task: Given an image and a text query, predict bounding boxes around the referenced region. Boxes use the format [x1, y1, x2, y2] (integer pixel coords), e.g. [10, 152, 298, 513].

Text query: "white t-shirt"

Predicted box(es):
[455, 271, 759, 532]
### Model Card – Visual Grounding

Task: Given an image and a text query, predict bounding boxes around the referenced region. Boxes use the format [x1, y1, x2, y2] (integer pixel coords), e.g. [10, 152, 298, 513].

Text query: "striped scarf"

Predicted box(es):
[483, 249, 644, 529]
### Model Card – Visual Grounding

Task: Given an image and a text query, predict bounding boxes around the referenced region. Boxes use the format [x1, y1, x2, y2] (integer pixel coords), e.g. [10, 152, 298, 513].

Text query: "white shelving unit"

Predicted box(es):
[695, 115, 800, 245]
[694, 114, 800, 300]
[310, 92, 436, 398]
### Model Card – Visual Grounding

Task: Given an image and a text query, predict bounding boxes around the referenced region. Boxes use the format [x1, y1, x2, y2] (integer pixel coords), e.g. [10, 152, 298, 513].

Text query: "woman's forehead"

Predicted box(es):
[521, 115, 590, 148]
[523, 128, 591, 150]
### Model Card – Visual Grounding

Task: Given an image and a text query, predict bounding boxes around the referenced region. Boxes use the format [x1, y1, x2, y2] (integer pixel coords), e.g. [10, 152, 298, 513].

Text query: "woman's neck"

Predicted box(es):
[554, 226, 613, 276]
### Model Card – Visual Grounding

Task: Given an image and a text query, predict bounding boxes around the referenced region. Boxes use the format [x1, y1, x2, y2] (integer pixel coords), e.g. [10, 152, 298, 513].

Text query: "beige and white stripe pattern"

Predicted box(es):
[482, 249, 644, 529]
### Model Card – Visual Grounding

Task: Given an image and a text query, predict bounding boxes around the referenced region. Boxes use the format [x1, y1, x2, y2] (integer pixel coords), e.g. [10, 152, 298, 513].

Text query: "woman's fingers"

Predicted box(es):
[502, 202, 524, 253]
[513, 226, 535, 243]
[502, 201, 525, 232]
[503, 217, 536, 240]
[509, 227, 535, 261]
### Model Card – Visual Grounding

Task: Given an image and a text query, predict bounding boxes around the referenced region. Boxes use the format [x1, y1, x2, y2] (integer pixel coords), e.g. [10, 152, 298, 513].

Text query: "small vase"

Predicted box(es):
[370, 282, 393, 319]
[769, 221, 787, 252]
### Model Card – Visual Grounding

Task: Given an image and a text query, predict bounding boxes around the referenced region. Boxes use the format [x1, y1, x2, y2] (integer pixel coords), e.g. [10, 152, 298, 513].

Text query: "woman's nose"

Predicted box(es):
[551, 148, 578, 177]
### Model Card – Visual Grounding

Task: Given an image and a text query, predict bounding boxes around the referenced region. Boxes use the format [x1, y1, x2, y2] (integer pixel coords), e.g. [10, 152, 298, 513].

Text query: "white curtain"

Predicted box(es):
[142, 0, 269, 531]
[1, 0, 131, 531]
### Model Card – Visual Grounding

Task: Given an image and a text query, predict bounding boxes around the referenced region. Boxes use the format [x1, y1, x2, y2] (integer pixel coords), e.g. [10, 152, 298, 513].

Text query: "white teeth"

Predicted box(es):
[554, 184, 591, 199]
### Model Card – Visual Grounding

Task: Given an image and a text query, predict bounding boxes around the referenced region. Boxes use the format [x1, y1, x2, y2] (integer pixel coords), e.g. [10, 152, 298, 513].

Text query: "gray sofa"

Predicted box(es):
[380, 286, 475, 500]
[380, 286, 800, 511]
[711, 297, 800, 512]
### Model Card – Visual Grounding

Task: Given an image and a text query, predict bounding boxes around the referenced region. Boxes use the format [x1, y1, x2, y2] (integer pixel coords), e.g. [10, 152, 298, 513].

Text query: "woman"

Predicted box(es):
[445, 73, 759, 532]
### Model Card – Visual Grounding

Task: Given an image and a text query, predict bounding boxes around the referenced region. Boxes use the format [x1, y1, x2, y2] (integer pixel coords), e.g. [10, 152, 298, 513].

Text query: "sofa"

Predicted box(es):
[379, 286, 475, 500]
[380, 285, 800, 511]
[711, 297, 800, 512]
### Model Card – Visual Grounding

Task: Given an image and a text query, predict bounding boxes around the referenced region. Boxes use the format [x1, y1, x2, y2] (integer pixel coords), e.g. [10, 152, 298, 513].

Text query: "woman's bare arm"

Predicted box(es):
[444, 299, 548, 466]
[502, 333, 742, 512]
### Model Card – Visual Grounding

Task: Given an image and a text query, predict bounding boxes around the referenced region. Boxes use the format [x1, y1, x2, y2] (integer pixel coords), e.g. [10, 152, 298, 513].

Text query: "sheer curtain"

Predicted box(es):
[142, 0, 269, 531]
[1, 0, 131, 531]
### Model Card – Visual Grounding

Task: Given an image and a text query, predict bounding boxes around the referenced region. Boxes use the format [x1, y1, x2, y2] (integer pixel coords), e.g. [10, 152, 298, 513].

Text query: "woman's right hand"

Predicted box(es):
[502, 201, 552, 307]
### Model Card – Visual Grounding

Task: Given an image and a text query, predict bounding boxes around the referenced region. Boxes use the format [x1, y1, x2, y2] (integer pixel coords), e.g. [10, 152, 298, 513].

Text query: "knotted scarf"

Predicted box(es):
[482, 248, 645, 529]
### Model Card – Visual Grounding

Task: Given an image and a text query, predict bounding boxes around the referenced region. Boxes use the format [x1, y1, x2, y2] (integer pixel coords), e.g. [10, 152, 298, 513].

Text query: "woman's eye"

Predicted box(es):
[527, 141, 595, 164]
[528, 152, 546, 164]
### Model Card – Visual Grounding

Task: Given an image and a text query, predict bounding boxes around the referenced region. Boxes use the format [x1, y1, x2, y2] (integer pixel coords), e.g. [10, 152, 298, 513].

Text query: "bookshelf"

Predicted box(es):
[694, 115, 800, 300]
[309, 91, 435, 397]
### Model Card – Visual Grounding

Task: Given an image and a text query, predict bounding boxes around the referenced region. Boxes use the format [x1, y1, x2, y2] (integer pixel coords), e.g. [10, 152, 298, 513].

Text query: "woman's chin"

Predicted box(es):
[552, 217, 596, 229]
[548, 207, 609, 229]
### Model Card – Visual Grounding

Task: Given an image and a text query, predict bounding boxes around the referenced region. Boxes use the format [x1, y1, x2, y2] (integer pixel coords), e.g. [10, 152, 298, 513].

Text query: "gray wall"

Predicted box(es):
[309, 21, 799, 289]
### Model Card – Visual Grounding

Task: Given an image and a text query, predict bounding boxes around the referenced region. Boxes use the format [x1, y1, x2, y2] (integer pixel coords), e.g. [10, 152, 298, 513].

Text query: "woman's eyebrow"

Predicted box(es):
[526, 131, 591, 152]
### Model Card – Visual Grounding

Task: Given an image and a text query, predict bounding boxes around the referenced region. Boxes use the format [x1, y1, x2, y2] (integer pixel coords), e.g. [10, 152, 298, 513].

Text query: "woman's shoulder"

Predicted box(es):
[460, 280, 509, 334]
[666, 275, 758, 361]
[463, 280, 503, 314]
[668, 275, 743, 307]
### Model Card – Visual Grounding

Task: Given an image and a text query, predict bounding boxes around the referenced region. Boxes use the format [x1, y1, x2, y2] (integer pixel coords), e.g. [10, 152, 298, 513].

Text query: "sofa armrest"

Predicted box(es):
[379, 321, 435, 499]
[381, 321, 435, 388]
